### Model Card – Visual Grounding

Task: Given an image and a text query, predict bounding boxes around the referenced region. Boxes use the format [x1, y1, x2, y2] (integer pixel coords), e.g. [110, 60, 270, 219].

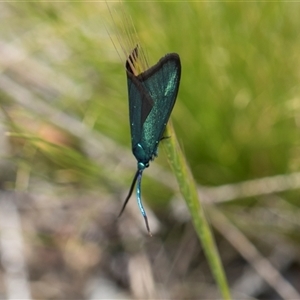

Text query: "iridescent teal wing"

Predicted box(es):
[126, 52, 181, 165]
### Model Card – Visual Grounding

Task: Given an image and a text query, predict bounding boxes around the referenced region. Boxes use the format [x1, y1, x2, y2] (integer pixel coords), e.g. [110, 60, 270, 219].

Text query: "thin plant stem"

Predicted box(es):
[163, 120, 231, 300]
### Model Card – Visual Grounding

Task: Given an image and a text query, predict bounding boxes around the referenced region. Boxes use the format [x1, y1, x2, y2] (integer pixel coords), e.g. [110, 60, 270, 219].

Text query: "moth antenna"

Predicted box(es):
[136, 170, 152, 236]
[118, 169, 139, 218]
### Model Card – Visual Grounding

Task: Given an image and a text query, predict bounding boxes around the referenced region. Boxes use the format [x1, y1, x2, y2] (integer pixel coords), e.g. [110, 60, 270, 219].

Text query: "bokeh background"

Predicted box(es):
[0, 1, 300, 299]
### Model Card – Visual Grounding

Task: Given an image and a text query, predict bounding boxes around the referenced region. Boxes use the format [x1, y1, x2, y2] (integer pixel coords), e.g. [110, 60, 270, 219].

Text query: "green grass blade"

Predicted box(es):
[163, 120, 231, 300]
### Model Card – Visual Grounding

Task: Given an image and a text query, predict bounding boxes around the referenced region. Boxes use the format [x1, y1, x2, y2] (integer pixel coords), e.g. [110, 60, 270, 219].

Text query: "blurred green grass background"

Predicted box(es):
[1, 1, 300, 299]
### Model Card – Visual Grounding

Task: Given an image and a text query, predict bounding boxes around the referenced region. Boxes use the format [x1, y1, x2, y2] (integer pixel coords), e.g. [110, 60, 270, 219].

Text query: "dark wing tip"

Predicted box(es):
[162, 53, 181, 74]
[136, 52, 181, 82]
